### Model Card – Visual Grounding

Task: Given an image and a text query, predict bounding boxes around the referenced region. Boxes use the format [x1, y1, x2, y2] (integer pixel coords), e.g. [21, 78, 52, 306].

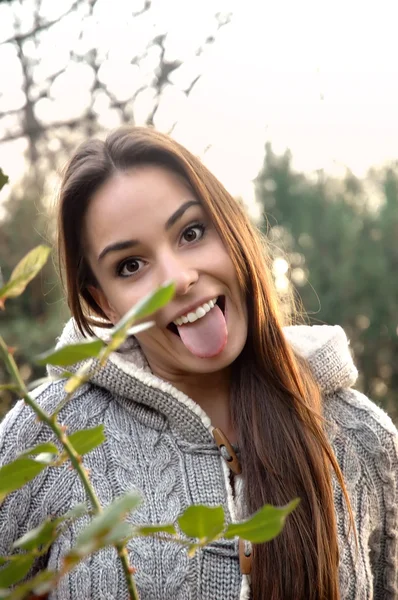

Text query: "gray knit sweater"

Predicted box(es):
[0, 321, 397, 599]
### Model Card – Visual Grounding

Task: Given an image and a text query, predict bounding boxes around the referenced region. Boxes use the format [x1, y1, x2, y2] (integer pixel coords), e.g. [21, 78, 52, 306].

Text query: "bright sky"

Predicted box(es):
[0, 0, 398, 210]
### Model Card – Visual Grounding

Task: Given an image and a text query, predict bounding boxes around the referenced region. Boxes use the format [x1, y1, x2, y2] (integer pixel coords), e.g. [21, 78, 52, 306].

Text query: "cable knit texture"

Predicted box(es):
[0, 321, 397, 599]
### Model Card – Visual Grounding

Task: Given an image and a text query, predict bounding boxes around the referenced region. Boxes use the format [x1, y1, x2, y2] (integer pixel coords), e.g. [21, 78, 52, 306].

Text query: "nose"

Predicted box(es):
[158, 252, 198, 296]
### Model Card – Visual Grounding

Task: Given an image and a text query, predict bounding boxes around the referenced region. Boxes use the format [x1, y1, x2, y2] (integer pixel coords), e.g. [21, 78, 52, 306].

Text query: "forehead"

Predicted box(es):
[83, 165, 198, 250]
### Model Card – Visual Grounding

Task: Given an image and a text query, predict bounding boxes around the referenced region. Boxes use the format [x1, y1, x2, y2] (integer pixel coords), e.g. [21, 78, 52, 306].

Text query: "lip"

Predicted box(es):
[165, 295, 220, 327]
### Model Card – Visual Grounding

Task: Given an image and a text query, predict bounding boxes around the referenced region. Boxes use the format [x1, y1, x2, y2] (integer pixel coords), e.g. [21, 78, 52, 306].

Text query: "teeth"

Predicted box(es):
[173, 297, 218, 327]
[196, 307, 206, 318]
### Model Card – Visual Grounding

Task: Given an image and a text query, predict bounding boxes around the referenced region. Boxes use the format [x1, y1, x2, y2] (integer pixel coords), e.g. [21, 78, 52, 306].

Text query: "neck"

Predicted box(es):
[148, 362, 235, 441]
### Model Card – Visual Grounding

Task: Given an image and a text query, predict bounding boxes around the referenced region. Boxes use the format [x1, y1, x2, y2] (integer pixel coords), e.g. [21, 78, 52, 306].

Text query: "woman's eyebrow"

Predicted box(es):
[98, 239, 139, 262]
[98, 200, 201, 261]
[165, 200, 201, 230]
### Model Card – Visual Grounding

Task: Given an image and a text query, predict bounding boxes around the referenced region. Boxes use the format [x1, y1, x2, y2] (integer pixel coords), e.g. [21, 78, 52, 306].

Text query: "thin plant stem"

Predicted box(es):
[117, 544, 140, 600]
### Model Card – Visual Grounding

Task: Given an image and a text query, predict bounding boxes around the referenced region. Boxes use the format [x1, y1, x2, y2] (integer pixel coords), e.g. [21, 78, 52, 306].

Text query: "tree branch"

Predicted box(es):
[132, 0, 151, 18]
[0, 0, 84, 46]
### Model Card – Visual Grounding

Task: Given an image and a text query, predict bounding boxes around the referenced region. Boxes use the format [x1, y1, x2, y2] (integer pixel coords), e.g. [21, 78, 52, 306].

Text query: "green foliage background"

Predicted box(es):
[256, 145, 398, 421]
[0, 182, 69, 412]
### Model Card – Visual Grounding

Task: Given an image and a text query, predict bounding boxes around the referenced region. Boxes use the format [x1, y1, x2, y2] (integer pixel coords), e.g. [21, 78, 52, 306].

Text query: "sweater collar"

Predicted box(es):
[48, 319, 358, 436]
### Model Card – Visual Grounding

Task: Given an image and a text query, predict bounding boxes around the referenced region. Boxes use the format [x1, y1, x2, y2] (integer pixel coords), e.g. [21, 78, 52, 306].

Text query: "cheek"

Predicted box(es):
[209, 240, 236, 275]
[219, 252, 242, 294]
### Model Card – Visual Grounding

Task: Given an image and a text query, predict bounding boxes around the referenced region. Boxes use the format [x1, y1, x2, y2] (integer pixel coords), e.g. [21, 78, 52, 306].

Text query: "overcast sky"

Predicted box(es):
[1, 0, 397, 210]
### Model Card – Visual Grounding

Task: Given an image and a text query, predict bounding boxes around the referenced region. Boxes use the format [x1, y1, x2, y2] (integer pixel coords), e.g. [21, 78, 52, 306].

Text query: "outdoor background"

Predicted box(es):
[0, 0, 397, 421]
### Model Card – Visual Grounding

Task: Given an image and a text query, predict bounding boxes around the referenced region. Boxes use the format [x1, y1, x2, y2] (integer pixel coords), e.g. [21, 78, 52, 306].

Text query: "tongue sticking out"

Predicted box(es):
[176, 304, 228, 358]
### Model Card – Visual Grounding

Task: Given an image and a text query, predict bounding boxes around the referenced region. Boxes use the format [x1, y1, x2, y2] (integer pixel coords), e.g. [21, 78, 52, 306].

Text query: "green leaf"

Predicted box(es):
[67, 425, 105, 457]
[135, 523, 177, 536]
[118, 281, 175, 325]
[75, 491, 142, 550]
[101, 521, 135, 546]
[33, 453, 56, 465]
[28, 570, 58, 596]
[13, 504, 88, 555]
[126, 321, 155, 336]
[0, 458, 47, 499]
[0, 556, 21, 566]
[178, 505, 225, 541]
[0, 245, 51, 303]
[21, 442, 58, 458]
[224, 498, 300, 543]
[0, 555, 34, 587]
[109, 282, 175, 349]
[36, 339, 105, 367]
[0, 168, 8, 192]
[61, 503, 88, 521]
[4, 569, 57, 600]
[20, 443, 58, 466]
[26, 377, 51, 391]
[13, 519, 58, 551]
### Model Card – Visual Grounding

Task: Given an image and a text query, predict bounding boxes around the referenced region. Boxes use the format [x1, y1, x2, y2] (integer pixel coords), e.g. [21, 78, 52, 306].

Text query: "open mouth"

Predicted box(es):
[167, 295, 226, 337]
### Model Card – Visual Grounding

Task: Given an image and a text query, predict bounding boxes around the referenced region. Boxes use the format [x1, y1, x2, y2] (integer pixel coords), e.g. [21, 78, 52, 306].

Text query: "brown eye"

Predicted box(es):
[181, 224, 205, 245]
[117, 258, 143, 278]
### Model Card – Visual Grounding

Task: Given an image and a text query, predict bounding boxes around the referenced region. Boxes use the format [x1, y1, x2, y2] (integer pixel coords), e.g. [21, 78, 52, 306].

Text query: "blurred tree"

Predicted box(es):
[0, 177, 69, 415]
[255, 144, 398, 421]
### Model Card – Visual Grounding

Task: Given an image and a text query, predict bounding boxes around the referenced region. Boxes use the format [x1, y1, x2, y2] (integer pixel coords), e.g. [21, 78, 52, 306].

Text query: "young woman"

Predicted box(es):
[0, 126, 397, 600]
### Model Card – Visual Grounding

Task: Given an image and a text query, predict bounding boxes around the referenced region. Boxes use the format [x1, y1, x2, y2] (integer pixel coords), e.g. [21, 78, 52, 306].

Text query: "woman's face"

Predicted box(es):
[83, 165, 248, 377]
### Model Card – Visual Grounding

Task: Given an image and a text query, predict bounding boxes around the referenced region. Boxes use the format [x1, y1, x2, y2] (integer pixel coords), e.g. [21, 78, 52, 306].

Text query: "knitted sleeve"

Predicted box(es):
[367, 404, 398, 599]
[330, 388, 398, 599]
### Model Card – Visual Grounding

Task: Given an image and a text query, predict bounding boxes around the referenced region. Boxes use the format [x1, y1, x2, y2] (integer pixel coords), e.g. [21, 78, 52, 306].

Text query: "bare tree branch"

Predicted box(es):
[0, 108, 21, 119]
[145, 11, 231, 128]
[0, 0, 84, 46]
[0, 3, 231, 157]
[183, 75, 201, 97]
[0, 116, 90, 143]
[14, 36, 41, 163]
[195, 11, 232, 56]
[132, 0, 151, 18]
[146, 34, 181, 127]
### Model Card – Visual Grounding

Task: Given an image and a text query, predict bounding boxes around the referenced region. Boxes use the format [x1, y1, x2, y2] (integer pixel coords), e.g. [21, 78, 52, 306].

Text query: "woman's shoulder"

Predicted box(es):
[284, 322, 398, 462]
[283, 323, 358, 393]
[0, 379, 112, 463]
[327, 385, 397, 435]
[324, 386, 398, 465]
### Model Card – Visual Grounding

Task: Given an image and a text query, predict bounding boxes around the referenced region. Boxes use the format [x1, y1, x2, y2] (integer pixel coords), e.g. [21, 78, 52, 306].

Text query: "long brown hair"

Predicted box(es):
[58, 126, 353, 599]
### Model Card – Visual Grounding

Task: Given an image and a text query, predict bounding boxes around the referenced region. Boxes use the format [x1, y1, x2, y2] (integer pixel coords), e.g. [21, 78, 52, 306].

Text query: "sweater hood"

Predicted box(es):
[283, 324, 358, 393]
[48, 319, 358, 432]
[50, 319, 358, 394]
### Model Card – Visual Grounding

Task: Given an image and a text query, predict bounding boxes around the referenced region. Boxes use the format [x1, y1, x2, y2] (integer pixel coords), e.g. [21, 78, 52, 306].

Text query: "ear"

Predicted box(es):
[87, 285, 119, 325]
